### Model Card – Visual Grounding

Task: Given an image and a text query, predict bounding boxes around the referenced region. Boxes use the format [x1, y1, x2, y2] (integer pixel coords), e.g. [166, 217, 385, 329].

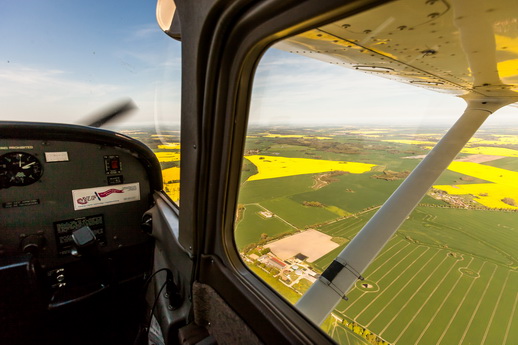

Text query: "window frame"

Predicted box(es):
[175, 0, 393, 342]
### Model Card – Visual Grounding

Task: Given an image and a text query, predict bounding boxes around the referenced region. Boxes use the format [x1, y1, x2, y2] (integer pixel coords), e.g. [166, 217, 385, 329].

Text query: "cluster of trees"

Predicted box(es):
[321, 170, 348, 182]
[372, 170, 410, 181]
[256, 262, 280, 276]
[303, 201, 325, 208]
[502, 197, 516, 206]
[418, 202, 518, 212]
[272, 138, 363, 154]
[236, 204, 246, 222]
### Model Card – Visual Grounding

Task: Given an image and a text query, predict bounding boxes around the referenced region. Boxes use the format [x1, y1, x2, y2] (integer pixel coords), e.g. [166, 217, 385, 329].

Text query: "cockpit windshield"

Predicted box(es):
[1, 1, 180, 127]
[1, 1, 182, 204]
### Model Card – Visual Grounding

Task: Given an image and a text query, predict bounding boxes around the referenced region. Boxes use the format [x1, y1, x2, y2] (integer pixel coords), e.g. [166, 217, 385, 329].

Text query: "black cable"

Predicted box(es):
[143, 267, 170, 292]
[133, 268, 171, 345]
[147, 280, 168, 334]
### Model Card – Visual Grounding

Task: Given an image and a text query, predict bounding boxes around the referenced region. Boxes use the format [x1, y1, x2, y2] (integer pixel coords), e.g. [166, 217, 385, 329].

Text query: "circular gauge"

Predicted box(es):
[0, 152, 43, 188]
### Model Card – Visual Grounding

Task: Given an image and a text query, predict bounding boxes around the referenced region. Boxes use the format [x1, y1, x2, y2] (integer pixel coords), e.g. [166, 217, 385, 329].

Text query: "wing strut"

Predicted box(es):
[296, 96, 512, 325]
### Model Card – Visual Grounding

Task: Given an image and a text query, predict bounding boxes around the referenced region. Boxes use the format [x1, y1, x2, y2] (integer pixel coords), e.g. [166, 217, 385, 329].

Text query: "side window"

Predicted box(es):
[235, 5, 518, 345]
[118, 42, 182, 205]
[109, 38, 182, 205]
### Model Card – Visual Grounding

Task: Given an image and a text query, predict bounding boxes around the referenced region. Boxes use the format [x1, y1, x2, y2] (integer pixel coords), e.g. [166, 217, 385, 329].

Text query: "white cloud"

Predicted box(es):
[0, 64, 153, 123]
[0, 65, 119, 99]
[131, 24, 161, 40]
[249, 48, 474, 126]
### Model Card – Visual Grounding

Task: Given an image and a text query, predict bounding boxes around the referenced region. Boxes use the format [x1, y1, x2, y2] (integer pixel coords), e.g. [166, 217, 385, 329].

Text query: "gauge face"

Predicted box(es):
[0, 152, 43, 188]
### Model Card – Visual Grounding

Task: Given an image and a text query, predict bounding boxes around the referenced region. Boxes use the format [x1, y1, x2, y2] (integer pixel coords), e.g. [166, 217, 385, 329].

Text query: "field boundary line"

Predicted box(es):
[378, 250, 447, 335]
[249, 203, 299, 230]
[343, 324, 356, 345]
[342, 242, 414, 313]
[353, 247, 428, 320]
[365, 248, 438, 328]
[436, 261, 487, 345]
[360, 240, 408, 281]
[324, 217, 367, 238]
[414, 257, 474, 345]
[393, 252, 463, 343]
[458, 264, 497, 345]
[502, 291, 518, 345]
[340, 219, 369, 238]
[365, 238, 405, 276]
[342, 237, 401, 297]
[321, 217, 362, 231]
[334, 219, 364, 238]
[329, 319, 338, 338]
[321, 206, 381, 227]
[481, 270, 510, 345]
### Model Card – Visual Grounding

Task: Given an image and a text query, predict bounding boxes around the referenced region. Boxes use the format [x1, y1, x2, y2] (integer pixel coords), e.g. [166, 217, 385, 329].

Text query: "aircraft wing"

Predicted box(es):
[276, 0, 518, 100]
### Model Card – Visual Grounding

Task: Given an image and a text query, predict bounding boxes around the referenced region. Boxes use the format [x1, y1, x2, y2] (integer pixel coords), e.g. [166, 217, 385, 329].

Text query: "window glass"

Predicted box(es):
[236, 2, 518, 344]
[0, 1, 181, 204]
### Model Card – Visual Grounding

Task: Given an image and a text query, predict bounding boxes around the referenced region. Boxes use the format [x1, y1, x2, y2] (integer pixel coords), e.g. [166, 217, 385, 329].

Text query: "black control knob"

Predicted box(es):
[21, 234, 46, 255]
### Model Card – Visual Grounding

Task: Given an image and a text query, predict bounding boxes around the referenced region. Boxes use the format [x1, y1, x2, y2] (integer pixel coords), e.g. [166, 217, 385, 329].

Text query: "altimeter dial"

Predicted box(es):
[0, 152, 43, 188]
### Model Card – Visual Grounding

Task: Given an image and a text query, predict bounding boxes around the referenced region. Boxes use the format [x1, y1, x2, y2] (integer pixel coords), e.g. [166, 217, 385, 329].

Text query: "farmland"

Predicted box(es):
[246, 155, 376, 181]
[236, 126, 518, 345]
[121, 125, 518, 345]
[118, 128, 181, 203]
[433, 162, 518, 209]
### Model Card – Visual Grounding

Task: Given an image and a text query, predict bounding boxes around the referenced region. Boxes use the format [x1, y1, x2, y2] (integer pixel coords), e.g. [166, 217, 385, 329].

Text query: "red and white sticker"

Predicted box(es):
[72, 183, 140, 211]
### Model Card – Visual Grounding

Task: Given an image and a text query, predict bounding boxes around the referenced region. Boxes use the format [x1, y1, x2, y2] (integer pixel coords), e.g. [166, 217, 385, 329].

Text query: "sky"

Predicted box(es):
[251, 47, 518, 128]
[0, 0, 181, 126]
[1, 1, 517, 130]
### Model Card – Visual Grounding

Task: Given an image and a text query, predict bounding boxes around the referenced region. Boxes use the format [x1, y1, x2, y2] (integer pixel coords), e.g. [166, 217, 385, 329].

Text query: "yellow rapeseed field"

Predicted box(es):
[246, 155, 376, 181]
[162, 166, 180, 182]
[443, 162, 518, 184]
[158, 143, 181, 149]
[466, 134, 518, 145]
[162, 167, 180, 202]
[433, 184, 518, 209]
[404, 145, 518, 158]
[155, 151, 181, 162]
[460, 146, 518, 157]
[433, 162, 518, 209]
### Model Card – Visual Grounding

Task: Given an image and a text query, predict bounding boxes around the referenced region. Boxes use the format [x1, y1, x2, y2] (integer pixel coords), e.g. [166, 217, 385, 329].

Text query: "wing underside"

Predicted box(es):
[276, 0, 518, 102]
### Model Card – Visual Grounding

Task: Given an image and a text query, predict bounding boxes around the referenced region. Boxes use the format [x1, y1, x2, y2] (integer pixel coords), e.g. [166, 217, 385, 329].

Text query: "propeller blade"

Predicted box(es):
[78, 99, 137, 128]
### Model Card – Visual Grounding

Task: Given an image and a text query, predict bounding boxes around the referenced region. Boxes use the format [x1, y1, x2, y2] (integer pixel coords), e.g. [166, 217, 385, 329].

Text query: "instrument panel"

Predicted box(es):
[0, 122, 162, 307]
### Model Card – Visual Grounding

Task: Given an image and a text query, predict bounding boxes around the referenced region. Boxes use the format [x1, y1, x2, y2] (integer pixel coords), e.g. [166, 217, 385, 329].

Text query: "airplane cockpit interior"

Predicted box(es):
[0, 122, 161, 344]
[1, 0, 518, 344]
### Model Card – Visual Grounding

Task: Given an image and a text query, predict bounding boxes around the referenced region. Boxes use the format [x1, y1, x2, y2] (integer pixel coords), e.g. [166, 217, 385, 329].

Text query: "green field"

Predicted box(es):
[261, 197, 338, 228]
[483, 156, 518, 170]
[235, 127, 518, 345]
[315, 205, 518, 345]
[235, 204, 294, 249]
[248, 265, 301, 304]
[336, 244, 517, 345]
[238, 174, 315, 204]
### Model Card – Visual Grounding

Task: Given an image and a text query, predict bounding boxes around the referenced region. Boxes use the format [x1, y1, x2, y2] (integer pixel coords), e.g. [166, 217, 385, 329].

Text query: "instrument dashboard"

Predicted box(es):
[0, 121, 162, 308]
